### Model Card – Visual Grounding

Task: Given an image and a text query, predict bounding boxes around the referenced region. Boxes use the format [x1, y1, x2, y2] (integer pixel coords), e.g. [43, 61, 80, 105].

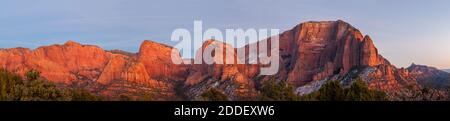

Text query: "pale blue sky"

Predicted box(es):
[0, 0, 449, 69]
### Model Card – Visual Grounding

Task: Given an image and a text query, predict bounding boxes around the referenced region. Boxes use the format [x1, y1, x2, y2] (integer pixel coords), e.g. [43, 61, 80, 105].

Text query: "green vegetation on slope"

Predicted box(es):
[259, 77, 387, 101]
[0, 69, 103, 101]
[259, 79, 300, 101]
[1, 68, 389, 101]
[299, 77, 387, 101]
[199, 88, 229, 101]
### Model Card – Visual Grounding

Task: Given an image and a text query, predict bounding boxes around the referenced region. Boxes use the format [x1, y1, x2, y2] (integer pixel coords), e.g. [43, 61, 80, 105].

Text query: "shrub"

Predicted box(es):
[200, 88, 229, 101]
[259, 79, 299, 101]
[299, 77, 387, 101]
[0, 69, 102, 101]
[317, 81, 345, 101]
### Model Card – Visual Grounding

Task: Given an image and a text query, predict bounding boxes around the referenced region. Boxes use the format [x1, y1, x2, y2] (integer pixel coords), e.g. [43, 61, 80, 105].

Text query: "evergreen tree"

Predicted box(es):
[260, 79, 299, 101]
[71, 89, 103, 101]
[25, 69, 40, 81]
[299, 77, 387, 101]
[317, 81, 345, 101]
[200, 88, 229, 101]
[0, 69, 102, 101]
[344, 77, 387, 101]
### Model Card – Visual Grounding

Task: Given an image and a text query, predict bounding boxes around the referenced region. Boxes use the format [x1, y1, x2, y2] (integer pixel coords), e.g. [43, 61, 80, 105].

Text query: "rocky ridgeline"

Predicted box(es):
[0, 20, 448, 100]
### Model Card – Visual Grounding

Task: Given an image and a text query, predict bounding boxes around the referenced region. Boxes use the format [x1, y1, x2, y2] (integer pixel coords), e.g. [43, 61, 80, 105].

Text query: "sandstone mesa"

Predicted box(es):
[0, 20, 448, 100]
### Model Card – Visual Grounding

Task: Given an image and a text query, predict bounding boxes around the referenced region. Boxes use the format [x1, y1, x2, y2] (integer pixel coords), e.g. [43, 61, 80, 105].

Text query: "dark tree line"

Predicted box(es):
[198, 77, 387, 101]
[259, 77, 387, 101]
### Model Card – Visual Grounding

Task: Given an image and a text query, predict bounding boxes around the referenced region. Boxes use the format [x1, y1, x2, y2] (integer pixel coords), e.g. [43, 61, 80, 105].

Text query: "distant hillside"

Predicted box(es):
[444, 69, 450, 73]
[0, 20, 448, 101]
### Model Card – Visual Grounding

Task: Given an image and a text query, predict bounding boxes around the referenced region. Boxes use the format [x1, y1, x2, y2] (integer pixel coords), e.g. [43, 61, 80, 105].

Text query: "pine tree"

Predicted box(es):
[299, 77, 387, 101]
[0, 69, 102, 101]
[344, 77, 387, 101]
[260, 79, 299, 101]
[200, 88, 229, 101]
[317, 80, 345, 101]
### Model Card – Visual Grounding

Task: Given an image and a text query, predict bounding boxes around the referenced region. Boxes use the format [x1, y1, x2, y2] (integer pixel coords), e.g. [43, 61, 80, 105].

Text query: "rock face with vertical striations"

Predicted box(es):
[138, 40, 188, 81]
[0, 40, 189, 100]
[1, 40, 111, 85]
[183, 20, 424, 100]
[0, 20, 448, 100]
[184, 40, 259, 100]
[271, 20, 385, 86]
[236, 20, 445, 100]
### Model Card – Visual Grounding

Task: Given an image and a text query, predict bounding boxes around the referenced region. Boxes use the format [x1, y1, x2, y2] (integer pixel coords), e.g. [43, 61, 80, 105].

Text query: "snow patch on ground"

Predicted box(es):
[295, 67, 376, 95]
[295, 79, 328, 95]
